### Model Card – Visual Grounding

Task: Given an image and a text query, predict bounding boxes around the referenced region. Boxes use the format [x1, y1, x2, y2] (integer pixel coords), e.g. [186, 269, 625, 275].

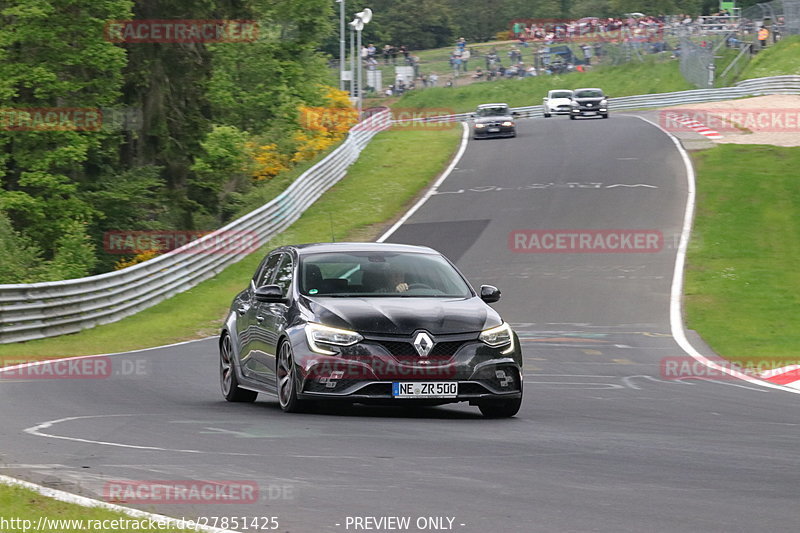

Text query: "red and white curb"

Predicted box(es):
[760, 365, 800, 389]
[664, 112, 723, 140]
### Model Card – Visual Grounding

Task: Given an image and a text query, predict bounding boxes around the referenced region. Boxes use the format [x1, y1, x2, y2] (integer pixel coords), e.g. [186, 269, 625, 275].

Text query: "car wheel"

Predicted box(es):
[220, 333, 258, 403]
[478, 396, 522, 418]
[277, 340, 307, 413]
[602, 113, 609, 119]
[570, 115, 576, 120]
[543, 113, 551, 118]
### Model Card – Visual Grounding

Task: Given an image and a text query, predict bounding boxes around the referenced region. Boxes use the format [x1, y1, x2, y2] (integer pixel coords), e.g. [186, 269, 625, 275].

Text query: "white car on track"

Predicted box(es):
[543, 89, 574, 118]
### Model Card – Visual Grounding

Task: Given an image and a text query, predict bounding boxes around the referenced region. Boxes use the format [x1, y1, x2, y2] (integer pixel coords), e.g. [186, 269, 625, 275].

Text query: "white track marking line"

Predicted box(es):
[0, 474, 238, 533]
[23, 414, 263, 456]
[628, 114, 800, 396]
[377, 122, 469, 242]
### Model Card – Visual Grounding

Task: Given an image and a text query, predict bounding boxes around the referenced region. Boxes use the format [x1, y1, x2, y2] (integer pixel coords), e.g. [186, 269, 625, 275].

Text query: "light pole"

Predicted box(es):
[350, 8, 372, 118]
[336, 0, 345, 91]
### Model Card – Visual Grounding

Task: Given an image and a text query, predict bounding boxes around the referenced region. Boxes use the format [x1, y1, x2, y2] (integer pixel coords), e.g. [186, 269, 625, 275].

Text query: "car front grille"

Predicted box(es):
[375, 340, 468, 358]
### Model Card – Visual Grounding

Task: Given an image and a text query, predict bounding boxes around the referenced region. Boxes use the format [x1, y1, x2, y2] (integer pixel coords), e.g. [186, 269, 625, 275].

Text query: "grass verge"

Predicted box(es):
[396, 56, 692, 113]
[0, 125, 462, 360]
[686, 144, 800, 369]
[739, 35, 800, 79]
[0, 483, 197, 532]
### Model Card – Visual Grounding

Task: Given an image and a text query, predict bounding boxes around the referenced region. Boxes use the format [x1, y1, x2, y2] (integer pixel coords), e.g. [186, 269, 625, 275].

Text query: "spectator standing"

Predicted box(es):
[367, 43, 376, 59]
[461, 48, 470, 71]
[758, 26, 769, 49]
[390, 45, 398, 65]
[382, 45, 391, 64]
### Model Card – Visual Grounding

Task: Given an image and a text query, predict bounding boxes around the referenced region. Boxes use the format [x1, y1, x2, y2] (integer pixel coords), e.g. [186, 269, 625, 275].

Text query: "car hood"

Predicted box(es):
[474, 115, 514, 124]
[573, 97, 605, 105]
[303, 295, 501, 335]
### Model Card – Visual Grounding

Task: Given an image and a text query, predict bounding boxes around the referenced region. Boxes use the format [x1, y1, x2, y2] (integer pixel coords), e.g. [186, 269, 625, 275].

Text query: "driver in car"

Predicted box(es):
[388, 268, 409, 293]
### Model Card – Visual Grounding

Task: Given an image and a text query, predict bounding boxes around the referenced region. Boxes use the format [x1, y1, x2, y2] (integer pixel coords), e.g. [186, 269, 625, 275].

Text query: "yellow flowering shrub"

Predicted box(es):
[114, 249, 161, 270]
[250, 142, 290, 181]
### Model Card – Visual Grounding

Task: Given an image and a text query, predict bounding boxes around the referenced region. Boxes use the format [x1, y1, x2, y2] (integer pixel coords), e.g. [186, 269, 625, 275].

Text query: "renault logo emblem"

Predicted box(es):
[413, 332, 434, 357]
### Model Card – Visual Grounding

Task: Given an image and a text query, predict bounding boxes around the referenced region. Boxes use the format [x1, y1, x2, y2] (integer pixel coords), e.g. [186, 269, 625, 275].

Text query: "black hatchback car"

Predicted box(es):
[219, 243, 523, 417]
[570, 87, 609, 119]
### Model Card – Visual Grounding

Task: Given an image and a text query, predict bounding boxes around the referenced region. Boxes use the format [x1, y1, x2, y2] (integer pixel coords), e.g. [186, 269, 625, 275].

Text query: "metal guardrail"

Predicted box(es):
[410, 75, 800, 122]
[0, 109, 392, 344]
[3, 75, 800, 345]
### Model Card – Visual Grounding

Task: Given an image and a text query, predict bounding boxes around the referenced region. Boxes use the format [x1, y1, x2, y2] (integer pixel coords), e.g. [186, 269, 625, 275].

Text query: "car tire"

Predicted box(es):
[478, 396, 522, 418]
[570, 115, 576, 120]
[220, 333, 258, 403]
[543, 113, 551, 118]
[277, 340, 308, 413]
[602, 113, 609, 119]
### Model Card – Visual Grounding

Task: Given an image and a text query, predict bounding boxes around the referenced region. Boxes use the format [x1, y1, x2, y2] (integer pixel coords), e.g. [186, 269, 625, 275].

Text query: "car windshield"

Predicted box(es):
[551, 91, 573, 99]
[574, 90, 604, 98]
[299, 251, 473, 298]
[476, 106, 509, 117]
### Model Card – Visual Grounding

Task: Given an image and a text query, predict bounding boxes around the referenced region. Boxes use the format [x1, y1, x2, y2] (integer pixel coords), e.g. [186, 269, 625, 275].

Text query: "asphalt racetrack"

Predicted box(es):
[1, 116, 798, 532]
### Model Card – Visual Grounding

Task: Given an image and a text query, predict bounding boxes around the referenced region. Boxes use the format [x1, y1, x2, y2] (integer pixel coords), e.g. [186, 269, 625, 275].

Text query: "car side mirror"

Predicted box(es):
[255, 284, 286, 303]
[480, 285, 501, 303]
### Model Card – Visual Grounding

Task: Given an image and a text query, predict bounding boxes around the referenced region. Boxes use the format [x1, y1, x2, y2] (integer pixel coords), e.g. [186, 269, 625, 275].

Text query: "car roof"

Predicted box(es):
[477, 103, 509, 108]
[290, 242, 439, 255]
[574, 87, 603, 92]
[549, 89, 573, 94]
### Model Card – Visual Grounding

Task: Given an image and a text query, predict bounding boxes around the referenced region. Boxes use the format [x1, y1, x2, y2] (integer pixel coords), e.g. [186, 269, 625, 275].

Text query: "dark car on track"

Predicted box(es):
[471, 103, 517, 139]
[219, 242, 523, 417]
[570, 88, 609, 119]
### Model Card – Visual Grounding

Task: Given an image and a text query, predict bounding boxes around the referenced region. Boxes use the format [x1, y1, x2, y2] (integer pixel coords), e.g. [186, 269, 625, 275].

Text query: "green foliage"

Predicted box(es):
[740, 35, 800, 79]
[0, 210, 43, 283]
[45, 219, 98, 281]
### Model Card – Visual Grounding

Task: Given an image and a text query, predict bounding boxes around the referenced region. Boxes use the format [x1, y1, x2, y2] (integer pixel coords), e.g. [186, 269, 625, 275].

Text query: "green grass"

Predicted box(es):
[0, 484, 196, 532]
[739, 35, 800, 79]
[686, 145, 800, 369]
[395, 55, 692, 113]
[0, 125, 462, 360]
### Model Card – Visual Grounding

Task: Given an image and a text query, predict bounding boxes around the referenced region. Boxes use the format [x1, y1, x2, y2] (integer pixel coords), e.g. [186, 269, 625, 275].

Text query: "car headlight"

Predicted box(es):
[600, 99, 608, 106]
[501, 121, 514, 127]
[305, 323, 363, 355]
[479, 322, 514, 354]
[474, 123, 486, 128]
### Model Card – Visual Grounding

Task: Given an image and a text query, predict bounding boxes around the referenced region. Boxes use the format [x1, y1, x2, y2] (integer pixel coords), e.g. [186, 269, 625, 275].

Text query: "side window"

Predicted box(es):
[273, 254, 294, 296]
[254, 254, 282, 288]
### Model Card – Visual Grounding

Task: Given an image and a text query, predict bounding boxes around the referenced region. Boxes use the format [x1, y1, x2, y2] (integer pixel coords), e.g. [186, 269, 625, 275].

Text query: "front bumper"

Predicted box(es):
[570, 106, 607, 116]
[473, 126, 516, 138]
[293, 333, 523, 402]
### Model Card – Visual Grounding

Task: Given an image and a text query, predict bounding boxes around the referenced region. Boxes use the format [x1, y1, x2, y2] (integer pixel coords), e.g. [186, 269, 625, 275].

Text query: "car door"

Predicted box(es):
[241, 253, 282, 385]
[255, 253, 294, 380]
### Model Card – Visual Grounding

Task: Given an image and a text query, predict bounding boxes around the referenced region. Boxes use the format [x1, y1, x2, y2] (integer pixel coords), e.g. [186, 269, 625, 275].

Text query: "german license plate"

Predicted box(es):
[392, 382, 458, 398]
[487, 127, 500, 132]
[583, 111, 596, 115]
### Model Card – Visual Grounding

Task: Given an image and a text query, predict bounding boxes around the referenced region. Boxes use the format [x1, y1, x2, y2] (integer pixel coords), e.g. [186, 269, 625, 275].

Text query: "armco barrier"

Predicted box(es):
[3, 76, 800, 344]
[0, 109, 391, 344]
[414, 75, 800, 122]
